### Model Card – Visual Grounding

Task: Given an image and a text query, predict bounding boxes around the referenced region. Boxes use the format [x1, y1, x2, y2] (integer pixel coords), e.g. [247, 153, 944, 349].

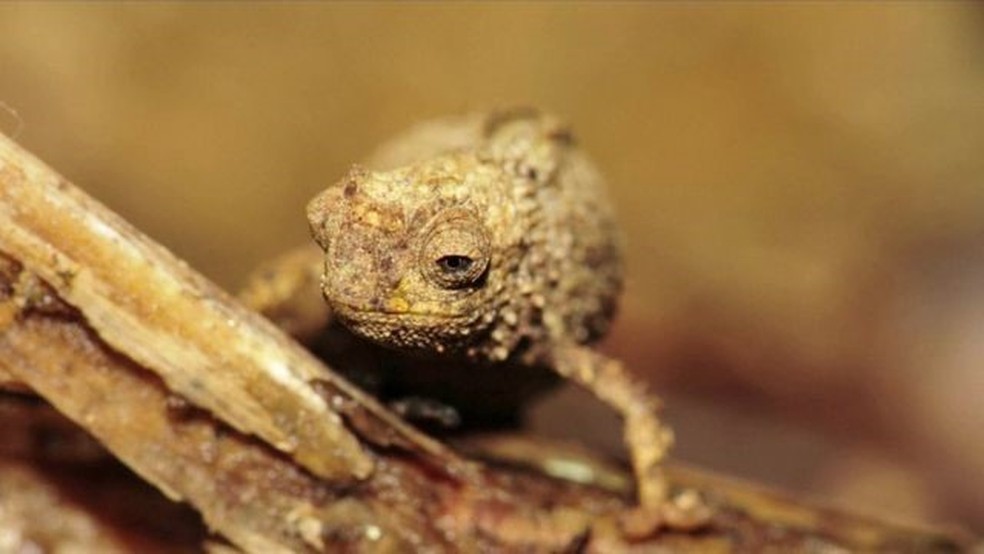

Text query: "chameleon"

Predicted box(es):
[242, 109, 706, 530]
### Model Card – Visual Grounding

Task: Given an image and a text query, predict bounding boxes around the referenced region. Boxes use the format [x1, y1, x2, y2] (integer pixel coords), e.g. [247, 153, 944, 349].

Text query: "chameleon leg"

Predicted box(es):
[238, 244, 333, 342]
[551, 344, 672, 507]
[550, 344, 709, 533]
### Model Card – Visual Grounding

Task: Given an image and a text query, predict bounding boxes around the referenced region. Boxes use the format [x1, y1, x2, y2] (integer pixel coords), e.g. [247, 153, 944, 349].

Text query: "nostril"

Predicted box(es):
[387, 274, 404, 291]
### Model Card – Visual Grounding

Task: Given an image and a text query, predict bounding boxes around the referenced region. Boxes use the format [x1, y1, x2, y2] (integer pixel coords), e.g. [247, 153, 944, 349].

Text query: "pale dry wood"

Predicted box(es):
[0, 132, 462, 485]
[0, 131, 975, 552]
[0, 307, 464, 552]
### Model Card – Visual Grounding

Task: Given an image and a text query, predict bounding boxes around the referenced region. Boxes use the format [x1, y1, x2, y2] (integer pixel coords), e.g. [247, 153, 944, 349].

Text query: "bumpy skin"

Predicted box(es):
[304, 110, 704, 525]
[307, 110, 621, 367]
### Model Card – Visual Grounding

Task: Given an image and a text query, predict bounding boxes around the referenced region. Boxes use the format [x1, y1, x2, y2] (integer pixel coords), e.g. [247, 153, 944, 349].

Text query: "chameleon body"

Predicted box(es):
[305, 110, 686, 519]
[307, 110, 621, 369]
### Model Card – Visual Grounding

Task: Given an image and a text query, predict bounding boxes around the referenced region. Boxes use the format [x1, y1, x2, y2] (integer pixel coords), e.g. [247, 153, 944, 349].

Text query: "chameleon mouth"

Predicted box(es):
[328, 301, 479, 352]
[330, 301, 469, 324]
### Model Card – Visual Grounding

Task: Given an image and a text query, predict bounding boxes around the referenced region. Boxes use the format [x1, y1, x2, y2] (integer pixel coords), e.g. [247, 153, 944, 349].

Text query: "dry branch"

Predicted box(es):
[0, 131, 975, 552]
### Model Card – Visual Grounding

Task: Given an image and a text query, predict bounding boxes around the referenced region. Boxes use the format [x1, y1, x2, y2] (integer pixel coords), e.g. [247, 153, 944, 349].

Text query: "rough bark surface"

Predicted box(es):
[0, 132, 975, 552]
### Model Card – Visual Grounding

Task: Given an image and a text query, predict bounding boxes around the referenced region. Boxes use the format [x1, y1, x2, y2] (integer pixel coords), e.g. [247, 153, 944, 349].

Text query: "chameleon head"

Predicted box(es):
[306, 161, 506, 355]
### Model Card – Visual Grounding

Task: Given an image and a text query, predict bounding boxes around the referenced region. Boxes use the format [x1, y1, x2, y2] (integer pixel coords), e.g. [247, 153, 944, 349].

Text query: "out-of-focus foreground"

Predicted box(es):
[1, 3, 982, 534]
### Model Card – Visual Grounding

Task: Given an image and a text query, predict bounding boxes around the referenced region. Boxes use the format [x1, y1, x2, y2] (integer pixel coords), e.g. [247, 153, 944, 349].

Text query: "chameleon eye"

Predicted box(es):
[420, 211, 490, 290]
[436, 255, 474, 273]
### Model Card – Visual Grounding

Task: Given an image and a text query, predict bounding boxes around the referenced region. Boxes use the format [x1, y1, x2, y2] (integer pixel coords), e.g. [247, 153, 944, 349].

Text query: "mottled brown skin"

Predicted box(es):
[305, 110, 704, 526]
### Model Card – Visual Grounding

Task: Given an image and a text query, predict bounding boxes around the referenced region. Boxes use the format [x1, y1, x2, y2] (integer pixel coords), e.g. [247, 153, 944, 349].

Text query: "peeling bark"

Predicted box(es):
[0, 132, 974, 552]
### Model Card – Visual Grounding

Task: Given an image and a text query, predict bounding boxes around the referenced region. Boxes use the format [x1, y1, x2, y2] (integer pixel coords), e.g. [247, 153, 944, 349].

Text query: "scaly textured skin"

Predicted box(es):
[306, 109, 707, 528]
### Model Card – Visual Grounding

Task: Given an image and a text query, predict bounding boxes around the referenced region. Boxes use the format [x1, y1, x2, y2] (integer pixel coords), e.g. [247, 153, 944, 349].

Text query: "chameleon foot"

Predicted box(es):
[619, 489, 713, 539]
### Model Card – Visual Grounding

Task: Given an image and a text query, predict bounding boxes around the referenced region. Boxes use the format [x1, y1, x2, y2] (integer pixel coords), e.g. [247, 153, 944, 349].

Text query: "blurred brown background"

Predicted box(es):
[2, 3, 982, 533]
